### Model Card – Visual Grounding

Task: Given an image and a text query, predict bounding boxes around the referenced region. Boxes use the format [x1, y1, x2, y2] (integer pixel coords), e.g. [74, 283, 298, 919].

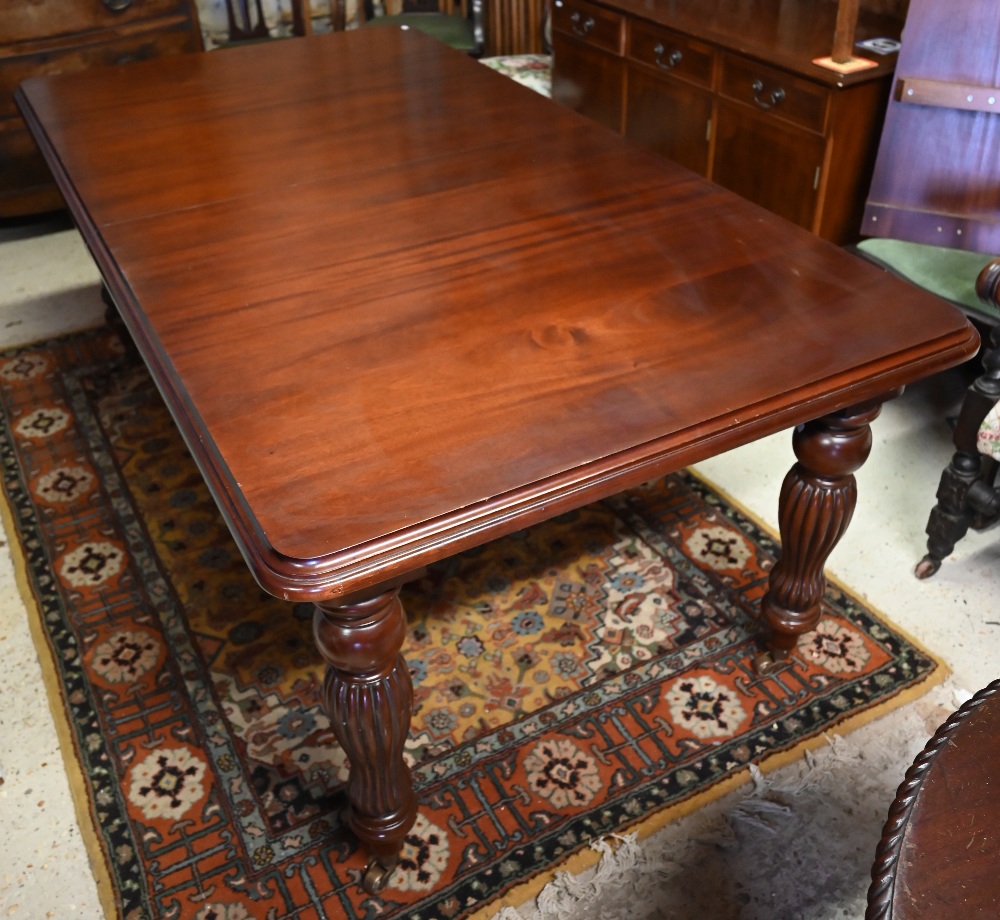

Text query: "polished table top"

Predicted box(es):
[869, 680, 1000, 918]
[16, 29, 979, 603]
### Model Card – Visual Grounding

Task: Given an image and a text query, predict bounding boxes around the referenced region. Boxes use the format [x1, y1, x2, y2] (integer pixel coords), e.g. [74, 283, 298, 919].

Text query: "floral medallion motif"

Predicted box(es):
[802, 619, 871, 673]
[665, 674, 749, 739]
[523, 737, 603, 809]
[0, 353, 48, 381]
[34, 465, 96, 504]
[126, 746, 208, 821]
[391, 814, 451, 892]
[684, 525, 752, 572]
[15, 406, 70, 439]
[89, 629, 162, 684]
[57, 540, 125, 587]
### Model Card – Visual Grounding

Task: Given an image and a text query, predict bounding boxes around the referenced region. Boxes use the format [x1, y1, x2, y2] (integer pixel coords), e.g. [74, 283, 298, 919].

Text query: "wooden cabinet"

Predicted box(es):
[551, 0, 903, 244]
[551, 0, 625, 132]
[1, 0, 203, 218]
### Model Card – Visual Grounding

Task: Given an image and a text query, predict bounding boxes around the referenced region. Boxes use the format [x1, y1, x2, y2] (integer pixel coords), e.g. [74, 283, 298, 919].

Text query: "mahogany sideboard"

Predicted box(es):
[551, 0, 905, 244]
[1, 0, 203, 218]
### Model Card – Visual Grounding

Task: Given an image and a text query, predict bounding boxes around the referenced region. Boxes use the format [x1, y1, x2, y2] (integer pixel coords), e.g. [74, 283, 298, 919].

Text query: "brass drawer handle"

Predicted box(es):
[102, 0, 133, 10]
[653, 44, 683, 70]
[570, 11, 595, 36]
[752, 79, 786, 110]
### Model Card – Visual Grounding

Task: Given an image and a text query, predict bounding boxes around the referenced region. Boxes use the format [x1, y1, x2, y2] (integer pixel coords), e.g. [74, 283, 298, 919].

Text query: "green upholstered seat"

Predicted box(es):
[363, 12, 478, 53]
[855, 238, 1000, 325]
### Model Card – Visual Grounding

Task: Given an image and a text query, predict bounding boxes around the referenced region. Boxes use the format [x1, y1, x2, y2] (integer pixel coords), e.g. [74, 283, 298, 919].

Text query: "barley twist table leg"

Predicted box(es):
[313, 588, 417, 893]
[759, 393, 899, 670]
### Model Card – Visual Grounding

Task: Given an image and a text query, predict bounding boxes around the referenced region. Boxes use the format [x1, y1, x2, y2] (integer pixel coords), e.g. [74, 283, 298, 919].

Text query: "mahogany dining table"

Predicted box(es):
[16, 28, 979, 893]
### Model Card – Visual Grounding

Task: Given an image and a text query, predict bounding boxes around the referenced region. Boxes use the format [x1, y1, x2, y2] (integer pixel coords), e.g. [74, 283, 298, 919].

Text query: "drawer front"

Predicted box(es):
[552, 0, 624, 56]
[3, 0, 196, 46]
[628, 21, 714, 89]
[1, 26, 198, 121]
[719, 53, 829, 134]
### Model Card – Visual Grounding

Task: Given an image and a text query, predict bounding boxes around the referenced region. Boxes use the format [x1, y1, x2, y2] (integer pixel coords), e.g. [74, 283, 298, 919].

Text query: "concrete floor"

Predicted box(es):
[0, 217, 996, 918]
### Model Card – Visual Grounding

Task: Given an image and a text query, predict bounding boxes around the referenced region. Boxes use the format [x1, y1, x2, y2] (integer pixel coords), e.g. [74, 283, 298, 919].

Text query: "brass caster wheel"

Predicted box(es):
[362, 857, 396, 895]
[753, 649, 782, 676]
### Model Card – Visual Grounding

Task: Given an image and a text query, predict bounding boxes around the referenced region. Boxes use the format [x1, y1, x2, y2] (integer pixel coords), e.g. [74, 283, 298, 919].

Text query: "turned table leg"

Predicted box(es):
[313, 587, 417, 894]
[759, 393, 899, 670]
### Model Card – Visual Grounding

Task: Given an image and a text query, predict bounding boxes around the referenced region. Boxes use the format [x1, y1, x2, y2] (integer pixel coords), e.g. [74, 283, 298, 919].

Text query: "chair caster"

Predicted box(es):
[753, 648, 786, 676]
[362, 856, 397, 895]
[914, 555, 941, 579]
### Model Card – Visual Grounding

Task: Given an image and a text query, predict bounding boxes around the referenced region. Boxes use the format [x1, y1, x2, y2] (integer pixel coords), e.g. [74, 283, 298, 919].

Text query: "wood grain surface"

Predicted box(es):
[17, 29, 979, 601]
[868, 680, 1000, 918]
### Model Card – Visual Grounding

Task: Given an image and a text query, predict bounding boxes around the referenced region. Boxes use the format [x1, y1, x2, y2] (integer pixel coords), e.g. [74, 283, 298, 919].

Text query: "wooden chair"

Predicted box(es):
[357, 0, 484, 56]
[223, 0, 346, 42]
[478, 0, 551, 95]
[854, 0, 1000, 575]
[914, 263, 1000, 577]
[484, 0, 547, 56]
[224, 0, 272, 41]
[224, 0, 511, 58]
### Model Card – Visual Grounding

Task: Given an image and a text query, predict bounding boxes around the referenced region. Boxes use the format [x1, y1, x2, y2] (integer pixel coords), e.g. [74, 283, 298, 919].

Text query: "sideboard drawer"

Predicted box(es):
[5, 0, 195, 45]
[719, 54, 829, 134]
[552, 0, 624, 56]
[0, 26, 198, 122]
[549, 0, 898, 244]
[628, 21, 714, 88]
[1, 0, 201, 216]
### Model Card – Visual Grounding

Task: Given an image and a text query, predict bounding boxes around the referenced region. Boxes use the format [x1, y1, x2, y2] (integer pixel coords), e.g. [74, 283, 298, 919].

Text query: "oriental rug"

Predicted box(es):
[0, 328, 943, 920]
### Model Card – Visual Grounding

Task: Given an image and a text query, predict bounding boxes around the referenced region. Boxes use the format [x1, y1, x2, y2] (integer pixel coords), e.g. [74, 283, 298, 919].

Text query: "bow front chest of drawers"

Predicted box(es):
[1, 0, 202, 217]
[551, 0, 904, 244]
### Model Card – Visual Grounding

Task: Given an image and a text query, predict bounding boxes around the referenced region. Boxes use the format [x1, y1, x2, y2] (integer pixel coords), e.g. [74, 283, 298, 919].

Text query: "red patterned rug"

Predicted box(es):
[0, 329, 942, 920]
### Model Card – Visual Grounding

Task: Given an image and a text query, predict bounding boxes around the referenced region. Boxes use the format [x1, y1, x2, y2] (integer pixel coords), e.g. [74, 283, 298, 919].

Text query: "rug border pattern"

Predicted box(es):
[0, 329, 948, 920]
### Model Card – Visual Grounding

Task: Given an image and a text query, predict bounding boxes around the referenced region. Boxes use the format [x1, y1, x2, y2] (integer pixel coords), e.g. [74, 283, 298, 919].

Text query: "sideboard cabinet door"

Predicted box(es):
[712, 98, 826, 230]
[624, 22, 715, 175]
[551, 0, 625, 133]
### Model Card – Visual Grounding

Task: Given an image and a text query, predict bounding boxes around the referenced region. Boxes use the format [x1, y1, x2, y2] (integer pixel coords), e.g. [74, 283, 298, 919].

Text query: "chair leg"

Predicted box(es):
[917, 324, 1000, 578]
[970, 454, 1000, 529]
[225, 0, 271, 41]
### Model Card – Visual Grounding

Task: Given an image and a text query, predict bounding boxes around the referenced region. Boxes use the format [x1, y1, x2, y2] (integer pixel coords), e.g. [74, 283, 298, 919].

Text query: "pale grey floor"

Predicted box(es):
[0, 218, 996, 919]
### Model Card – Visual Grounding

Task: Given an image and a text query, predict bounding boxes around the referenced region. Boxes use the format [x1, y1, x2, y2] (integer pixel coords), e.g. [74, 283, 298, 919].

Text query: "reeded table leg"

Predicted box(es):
[313, 588, 417, 894]
[758, 393, 900, 671]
